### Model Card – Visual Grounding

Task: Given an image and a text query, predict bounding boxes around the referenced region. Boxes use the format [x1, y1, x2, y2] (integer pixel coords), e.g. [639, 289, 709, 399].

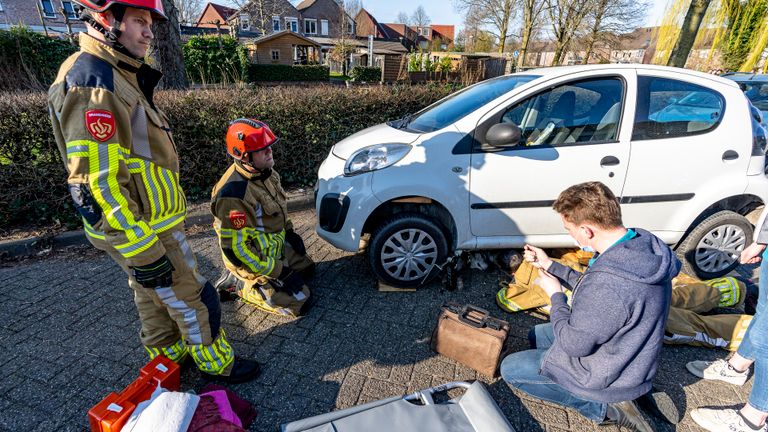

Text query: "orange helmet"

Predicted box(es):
[226, 119, 279, 160]
[73, 0, 167, 20]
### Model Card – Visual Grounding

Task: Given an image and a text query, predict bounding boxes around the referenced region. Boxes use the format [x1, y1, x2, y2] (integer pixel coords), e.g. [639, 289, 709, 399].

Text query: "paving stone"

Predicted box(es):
[2, 208, 761, 431]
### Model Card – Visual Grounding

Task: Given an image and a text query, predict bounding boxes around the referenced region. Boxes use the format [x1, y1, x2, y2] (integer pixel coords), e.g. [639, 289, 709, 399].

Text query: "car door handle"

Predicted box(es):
[722, 150, 739, 161]
[600, 156, 620, 167]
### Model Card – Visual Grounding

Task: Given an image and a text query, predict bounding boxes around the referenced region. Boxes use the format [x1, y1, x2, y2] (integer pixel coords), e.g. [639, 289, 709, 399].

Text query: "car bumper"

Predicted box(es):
[315, 153, 380, 252]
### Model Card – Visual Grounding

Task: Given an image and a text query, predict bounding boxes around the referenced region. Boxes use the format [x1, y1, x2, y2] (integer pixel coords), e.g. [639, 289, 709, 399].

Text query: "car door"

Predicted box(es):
[468, 70, 635, 245]
[620, 72, 750, 239]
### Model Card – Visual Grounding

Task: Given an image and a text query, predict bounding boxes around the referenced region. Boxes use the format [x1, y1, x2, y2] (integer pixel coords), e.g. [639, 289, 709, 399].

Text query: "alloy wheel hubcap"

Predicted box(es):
[380, 228, 438, 282]
[694, 224, 747, 273]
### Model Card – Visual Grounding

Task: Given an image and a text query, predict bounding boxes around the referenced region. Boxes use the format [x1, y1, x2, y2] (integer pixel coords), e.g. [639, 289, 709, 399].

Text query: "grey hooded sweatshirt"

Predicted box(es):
[542, 228, 681, 403]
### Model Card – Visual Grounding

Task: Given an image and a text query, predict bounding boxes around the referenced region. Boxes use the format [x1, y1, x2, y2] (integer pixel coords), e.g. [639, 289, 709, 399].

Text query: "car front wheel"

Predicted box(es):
[368, 213, 449, 288]
[676, 210, 753, 279]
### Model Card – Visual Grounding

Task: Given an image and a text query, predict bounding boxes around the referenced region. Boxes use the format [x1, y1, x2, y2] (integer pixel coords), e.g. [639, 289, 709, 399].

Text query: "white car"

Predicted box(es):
[315, 64, 768, 287]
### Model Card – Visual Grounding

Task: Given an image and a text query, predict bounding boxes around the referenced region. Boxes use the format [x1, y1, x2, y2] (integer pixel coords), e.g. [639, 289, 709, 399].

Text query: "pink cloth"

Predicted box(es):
[198, 390, 242, 428]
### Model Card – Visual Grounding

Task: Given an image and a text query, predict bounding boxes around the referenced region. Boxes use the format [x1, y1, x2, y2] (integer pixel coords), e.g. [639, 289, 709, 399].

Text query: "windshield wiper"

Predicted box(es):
[397, 113, 414, 130]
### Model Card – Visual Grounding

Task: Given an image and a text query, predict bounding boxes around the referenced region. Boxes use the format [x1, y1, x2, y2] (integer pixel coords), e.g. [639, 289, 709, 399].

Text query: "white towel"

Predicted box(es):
[123, 384, 200, 432]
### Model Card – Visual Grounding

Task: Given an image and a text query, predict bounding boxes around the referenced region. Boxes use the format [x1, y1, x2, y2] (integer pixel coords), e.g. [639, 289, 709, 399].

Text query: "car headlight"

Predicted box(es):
[344, 144, 411, 176]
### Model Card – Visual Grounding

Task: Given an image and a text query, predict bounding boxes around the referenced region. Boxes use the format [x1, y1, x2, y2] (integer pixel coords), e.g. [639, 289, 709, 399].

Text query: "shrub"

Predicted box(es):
[248, 64, 329, 82]
[0, 84, 453, 229]
[182, 35, 248, 84]
[350, 66, 381, 82]
[0, 27, 78, 91]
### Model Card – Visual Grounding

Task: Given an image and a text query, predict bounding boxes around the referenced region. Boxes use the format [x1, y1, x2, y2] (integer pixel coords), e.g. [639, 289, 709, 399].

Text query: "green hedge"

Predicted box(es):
[248, 64, 329, 82]
[0, 85, 454, 229]
[0, 27, 78, 91]
[183, 35, 248, 84]
[350, 66, 381, 82]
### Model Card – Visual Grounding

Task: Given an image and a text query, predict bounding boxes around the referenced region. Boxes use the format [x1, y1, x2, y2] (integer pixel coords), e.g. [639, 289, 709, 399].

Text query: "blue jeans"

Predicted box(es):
[736, 258, 768, 412]
[500, 323, 607, 422]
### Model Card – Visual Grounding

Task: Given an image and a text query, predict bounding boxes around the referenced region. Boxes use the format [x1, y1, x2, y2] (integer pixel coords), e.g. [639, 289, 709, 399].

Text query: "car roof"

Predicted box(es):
[722, 72, 768, 83]
[520, 63, 740, 89]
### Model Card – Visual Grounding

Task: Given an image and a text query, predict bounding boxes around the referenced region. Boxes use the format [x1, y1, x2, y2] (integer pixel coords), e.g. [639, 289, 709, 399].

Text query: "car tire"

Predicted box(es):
[368, 213, 449, 288]
[676, 210, 753, 279]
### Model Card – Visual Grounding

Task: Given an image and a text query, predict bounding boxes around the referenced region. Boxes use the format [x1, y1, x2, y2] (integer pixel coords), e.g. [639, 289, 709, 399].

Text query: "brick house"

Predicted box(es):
[412, 24, 454, 51]
[0, 0, 84, 36]
[295, 0, 354, 39]
[195, 2, 236, 30]
[378, 23, 418, 51]
[354, 8, 390, 39]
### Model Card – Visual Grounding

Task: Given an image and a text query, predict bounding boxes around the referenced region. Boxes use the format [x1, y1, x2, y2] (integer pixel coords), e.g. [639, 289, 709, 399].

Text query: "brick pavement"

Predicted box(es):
[0, 209, 758, 431]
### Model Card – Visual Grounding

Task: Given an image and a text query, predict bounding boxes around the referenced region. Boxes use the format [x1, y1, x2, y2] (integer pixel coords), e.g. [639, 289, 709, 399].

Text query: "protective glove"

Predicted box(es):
[274, 266, 304, 295]
[284, 229, 306, 256]
[132, 256, 174, 288]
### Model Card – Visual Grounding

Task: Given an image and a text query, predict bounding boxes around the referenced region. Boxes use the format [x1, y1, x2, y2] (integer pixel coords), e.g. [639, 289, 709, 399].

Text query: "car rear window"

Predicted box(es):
[632, 76, 725, 140]
[406, 75, 539, 133]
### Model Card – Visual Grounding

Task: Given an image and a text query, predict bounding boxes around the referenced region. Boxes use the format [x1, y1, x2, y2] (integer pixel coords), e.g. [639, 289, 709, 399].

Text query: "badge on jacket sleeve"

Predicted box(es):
[85, 110, 116, 142]
[229, 210, 247, 229]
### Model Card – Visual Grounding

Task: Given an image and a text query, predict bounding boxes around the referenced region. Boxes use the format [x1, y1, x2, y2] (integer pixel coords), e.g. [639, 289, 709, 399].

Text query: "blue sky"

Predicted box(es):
[220, 0, 671, 33]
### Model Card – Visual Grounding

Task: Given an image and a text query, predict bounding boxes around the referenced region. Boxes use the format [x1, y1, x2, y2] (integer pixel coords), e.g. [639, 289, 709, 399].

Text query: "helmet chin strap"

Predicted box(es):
[80, 7, 143, 60]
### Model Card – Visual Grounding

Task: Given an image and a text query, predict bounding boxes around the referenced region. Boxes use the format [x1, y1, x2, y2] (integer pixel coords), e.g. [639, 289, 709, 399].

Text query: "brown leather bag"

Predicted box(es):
[430, 302, 511, 377]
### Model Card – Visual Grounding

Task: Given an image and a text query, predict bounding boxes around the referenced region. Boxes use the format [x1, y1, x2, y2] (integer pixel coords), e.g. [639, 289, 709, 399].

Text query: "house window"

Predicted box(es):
[320, 19, 328, 35]
[40, 0, 56, 17]
[346, 17, 354, 34]
[304, 18, 317, 35]
[272, 16, 280, 32]
[286, 17, 298, 32]
[271, 49, 280, 61]
[240, 14, 250, 31]
[61, 1, 76, 19]
[422, 27, 430, 37]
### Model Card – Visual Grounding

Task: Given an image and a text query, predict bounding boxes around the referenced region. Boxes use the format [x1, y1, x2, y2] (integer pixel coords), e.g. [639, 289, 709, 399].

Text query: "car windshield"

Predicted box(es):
[743, 82, 768, 111]
[405, 75, 539, 133]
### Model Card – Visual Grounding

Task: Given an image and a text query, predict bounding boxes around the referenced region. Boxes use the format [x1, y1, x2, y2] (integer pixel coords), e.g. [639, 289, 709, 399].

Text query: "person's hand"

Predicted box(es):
[740, 242, 766, 264]
[524, 244, 552, 271]
[535, 268, 563, 297]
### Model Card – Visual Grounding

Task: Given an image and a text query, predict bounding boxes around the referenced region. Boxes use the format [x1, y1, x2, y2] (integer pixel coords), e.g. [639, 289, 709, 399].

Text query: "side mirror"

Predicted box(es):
[486, 123, 522, 148]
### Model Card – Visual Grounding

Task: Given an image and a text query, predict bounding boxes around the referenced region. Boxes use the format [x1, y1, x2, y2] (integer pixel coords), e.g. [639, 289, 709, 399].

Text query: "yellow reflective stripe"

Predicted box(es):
[66, 140, 91, 158]
[87, 141, 152, 244]
[154, 164, 173, 219]
[114, 231, 159, 258]
[496, 289, 523, 312]
[83, 220, 105, 240]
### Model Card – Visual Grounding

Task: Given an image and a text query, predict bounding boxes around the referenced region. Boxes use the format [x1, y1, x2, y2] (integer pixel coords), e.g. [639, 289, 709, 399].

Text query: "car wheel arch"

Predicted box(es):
[362, 197, 458, 250]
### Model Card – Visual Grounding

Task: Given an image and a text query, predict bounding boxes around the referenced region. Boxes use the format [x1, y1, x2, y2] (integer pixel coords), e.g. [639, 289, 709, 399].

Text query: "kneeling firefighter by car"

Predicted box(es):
[211, 119, 315, 317]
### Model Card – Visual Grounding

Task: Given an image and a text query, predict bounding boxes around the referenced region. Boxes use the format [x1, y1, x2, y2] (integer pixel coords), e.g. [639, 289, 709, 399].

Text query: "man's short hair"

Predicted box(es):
[553, 181, 623, 229]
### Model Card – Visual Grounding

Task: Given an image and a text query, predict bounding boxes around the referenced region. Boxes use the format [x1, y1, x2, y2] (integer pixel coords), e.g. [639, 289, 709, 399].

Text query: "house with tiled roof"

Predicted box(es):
[195, 3, 237, 29]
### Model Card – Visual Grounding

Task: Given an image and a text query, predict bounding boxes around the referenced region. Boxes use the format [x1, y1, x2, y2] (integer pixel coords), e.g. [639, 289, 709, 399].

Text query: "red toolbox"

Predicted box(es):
[87, 356, 181, 432]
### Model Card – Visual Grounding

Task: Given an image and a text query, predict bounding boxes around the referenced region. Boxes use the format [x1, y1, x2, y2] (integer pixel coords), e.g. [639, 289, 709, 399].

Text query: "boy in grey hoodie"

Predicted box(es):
[500, 182, 681, 432]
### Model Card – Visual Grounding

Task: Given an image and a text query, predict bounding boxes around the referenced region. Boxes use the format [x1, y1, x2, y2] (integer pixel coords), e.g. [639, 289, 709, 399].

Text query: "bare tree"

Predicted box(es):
[667, 0, 711, 67]
[151, 0, 188, 89]
[396, 11, 411, 24]
[453, 0, 516, 53]
[237, 0, 296, 35]
[332, 0, 357, 75]
[547, 0, 593, 65]
[173, 0, 205, 25]
[339, 0, 362, 18]
[411, 5, 431, 27]
[581, 0, 649, 63]
[517, 0, 548, 67]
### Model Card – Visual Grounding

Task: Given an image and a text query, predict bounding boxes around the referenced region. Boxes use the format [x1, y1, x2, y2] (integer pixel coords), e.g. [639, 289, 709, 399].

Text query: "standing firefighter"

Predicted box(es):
[211, 119, 314, 317]
[48, 0, 260, 382]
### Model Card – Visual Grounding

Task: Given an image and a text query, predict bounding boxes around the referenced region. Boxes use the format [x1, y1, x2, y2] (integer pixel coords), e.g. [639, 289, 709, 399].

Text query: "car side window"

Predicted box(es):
[500, 77, 624, 147]
[633, 76, 725, 141]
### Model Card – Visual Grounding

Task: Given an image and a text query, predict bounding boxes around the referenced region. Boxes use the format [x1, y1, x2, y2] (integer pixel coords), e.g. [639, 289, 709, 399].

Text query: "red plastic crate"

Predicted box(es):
[88, 356, 181, 432]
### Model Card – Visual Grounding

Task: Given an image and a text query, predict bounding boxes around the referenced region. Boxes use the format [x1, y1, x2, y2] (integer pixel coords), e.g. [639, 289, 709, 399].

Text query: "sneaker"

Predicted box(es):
[686, 358, 749, 385]
[214, 271, 240, 302]
[603, 400, 654, 432]
[691, 408, 767, 432]
[637, 388, 680, 424]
